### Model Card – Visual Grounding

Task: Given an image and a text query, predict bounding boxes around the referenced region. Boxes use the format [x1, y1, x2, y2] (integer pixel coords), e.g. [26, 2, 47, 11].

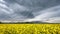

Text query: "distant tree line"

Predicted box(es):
[0, 22, 38, 24]
[0, 22, 2, 24]
[0, 21, 48, 24]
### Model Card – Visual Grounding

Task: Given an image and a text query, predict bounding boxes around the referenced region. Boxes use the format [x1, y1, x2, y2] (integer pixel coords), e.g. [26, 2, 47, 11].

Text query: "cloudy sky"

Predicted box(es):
[0, 0, 60, 22]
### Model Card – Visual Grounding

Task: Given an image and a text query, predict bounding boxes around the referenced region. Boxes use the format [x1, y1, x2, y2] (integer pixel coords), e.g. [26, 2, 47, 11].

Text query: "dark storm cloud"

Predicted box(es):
[0, 0, 60, 22]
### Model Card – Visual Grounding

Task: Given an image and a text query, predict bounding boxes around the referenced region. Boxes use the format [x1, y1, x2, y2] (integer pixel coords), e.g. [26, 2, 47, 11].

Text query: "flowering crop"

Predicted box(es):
[0, 24, 60, 34]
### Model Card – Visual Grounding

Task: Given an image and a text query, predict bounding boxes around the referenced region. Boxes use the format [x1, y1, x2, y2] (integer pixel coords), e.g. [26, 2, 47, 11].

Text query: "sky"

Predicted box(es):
[0, 0, 60, 23]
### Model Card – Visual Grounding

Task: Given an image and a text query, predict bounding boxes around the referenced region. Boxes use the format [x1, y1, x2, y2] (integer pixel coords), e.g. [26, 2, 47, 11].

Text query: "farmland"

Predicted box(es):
[0, 24, 60, 34]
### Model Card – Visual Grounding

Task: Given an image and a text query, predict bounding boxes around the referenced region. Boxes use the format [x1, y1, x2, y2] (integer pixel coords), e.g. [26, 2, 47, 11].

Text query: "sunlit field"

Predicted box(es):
[0, 24, 60, 34]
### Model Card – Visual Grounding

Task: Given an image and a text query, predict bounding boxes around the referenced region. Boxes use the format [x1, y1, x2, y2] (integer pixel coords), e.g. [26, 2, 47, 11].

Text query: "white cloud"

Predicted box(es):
[0, 3, 8, 8]
[25, 5, 60, 23]
[0, 0, 5, 3]
[45, 17, 60, 23]
[0, 2, 13, 14]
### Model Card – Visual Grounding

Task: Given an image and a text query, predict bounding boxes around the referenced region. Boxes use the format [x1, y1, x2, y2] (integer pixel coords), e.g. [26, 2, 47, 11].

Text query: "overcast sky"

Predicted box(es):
[0, 0, 60, 22]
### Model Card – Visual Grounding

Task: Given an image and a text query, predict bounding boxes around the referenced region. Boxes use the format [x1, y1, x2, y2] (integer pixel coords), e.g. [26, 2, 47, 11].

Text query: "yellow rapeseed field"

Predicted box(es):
[0, 24, 60, 34]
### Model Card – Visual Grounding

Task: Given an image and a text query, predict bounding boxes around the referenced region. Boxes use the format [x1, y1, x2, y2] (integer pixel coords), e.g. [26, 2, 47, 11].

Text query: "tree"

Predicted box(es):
[0, 22, 2, 24]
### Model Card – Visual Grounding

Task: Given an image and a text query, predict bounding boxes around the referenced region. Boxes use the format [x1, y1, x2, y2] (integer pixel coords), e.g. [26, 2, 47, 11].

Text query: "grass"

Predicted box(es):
[0, 24, 60, 34]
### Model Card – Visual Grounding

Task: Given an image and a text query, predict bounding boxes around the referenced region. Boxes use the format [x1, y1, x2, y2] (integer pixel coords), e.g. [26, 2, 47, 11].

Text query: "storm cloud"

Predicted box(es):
[0, 0, 60, 23]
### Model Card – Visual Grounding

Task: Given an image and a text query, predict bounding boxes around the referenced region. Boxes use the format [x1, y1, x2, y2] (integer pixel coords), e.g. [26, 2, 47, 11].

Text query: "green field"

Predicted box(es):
[0, 24, 60, 34]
